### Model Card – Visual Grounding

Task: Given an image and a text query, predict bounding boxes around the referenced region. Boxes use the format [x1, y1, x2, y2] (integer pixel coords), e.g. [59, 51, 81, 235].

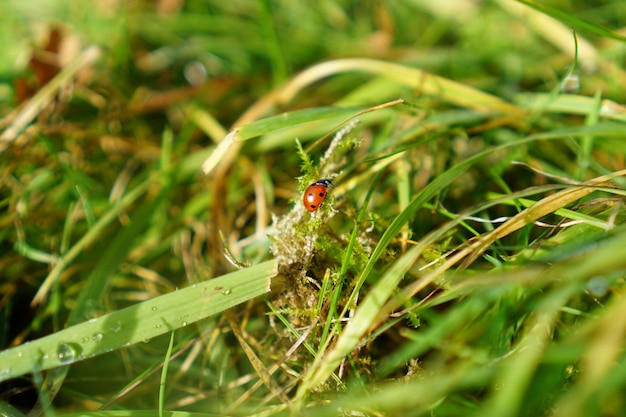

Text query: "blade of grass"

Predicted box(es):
[578, 90, 602, 178]
[277, 58, 523, 115]
[459, 169, 626, 269]
[235, 107, 369, 142]
[499, 0, 597, 63]
[489, 192, 618, 231]
[159, 332, 175, 417]
[515, 93, 626, 122]
[31, 179, 151, 306]
[516, 0, 626, 43]
[99, 337, 197, 411]
[0, 260, 275, 383]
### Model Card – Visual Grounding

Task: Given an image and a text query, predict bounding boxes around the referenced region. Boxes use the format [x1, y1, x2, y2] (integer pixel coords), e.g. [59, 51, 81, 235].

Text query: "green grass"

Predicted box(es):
[2, 1, 626, 416]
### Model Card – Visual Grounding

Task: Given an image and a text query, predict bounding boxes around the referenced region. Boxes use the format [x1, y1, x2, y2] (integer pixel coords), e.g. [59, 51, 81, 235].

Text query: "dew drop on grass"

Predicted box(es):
[221, 288, 232, 295]
[152, 306, 158, 311]
[92, 333, 103, 342]
[57, 342, 79, 364]
[109, 321, 122, 333]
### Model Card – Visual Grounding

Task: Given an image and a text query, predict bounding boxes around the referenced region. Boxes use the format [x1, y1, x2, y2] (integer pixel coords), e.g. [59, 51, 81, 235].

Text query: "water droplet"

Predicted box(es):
[57, 342, 81, 364]
[92, 333, 103, 342]
[181, 321, 188, 327]
[17, 351, 23, 357]
[221, 288, 232, 295]
[156, 324, 162, 329]
[151, 306, 158, 311]
[561, 73, 580, 94]
[0, 368, 10, 378]
[109, 321, 122, 333]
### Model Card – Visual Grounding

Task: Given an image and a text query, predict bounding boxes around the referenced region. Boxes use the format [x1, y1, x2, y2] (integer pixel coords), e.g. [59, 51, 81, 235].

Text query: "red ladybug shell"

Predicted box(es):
[303, 179, 332, 212]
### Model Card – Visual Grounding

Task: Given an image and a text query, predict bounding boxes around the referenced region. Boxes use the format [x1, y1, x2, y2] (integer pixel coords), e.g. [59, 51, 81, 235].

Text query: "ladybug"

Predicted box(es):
[303, 179, 332, 212]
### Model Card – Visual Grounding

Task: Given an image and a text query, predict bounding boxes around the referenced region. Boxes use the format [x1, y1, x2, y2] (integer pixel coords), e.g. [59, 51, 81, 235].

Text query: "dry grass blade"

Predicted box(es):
[277, 58, 523, 115]
[458, 168, 626, 269]
[0, 45, 101, 150]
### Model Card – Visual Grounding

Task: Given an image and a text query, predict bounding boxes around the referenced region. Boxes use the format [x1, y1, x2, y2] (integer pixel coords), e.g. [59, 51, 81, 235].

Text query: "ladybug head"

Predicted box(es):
[315, 179, 332, 188]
